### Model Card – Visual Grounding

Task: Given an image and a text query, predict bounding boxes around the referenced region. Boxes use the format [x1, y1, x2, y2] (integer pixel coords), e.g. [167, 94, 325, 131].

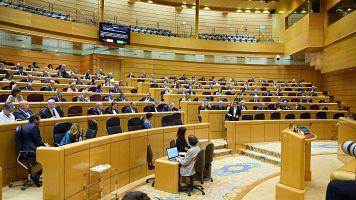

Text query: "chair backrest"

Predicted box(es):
[316, 111, 327, 119]
[87, 107, 95, 115]
[260, 87, 267, 91]
[162, 115, 175, 126]
[143, 105, 150, 112]
[150, 83, 158, 88]
[89, 94, 101, 101]
[72, 96, 78, 102]
[252, 106, 258, 110]
[78, 88, 85, 92]
[291, 98, 300, 102]
[310, 104, 320, 110]
[241, 114, 253, 120]
[333, 112, 345, 119]
[288, 93, 296, 96]
[40, 87, 48, 91]
[172, 113, 183, 125]
[262, 97, 271, 102]
[130, 88, 138, 93]
[147, 144, 154, 170]
[27, 93, 44, 102]
[67, 106, 83, 117]
[157, 103, 167, 111]
[88, 87, 96, 92]
[169, 139, 176, 148]
[53, 122, 72, 146]
[202, 91, 211, 95]
[0, 94, 10, 102]
[285, 113, 295, 119]
[270, 112, 281, 120]
[300, 112, 311, 119]
[204, 143, 214, 164]
[322, 106, 329, 110]
[86, 119, 97, 139]
[0, 69, 8, 74]
[254, 113, 265, 120]
[284, 88, 292, 91]
[194, 149, 206, 174]
[122, 106, 129, 113]
[2, 86, 11, 90]
[106, 117, 122, 135]
[193, 97, 199, 101]
[128, 117, 144, 131]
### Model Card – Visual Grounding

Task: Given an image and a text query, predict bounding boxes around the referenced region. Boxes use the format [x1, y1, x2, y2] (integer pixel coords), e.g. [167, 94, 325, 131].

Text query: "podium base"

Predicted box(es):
[276, 183, 304, 200]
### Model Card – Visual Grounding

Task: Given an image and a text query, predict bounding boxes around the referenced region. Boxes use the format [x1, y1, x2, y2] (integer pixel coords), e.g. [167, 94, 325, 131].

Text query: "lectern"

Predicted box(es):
[276, 128, 317, 200]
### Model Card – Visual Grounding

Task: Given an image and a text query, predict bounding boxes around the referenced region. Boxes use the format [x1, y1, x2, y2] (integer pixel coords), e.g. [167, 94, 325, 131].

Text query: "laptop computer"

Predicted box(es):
[166, 147, 179, 161]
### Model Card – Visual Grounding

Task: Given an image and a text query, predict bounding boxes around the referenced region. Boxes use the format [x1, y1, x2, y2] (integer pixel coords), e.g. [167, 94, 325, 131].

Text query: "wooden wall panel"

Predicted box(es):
[324, 11, 356, 46]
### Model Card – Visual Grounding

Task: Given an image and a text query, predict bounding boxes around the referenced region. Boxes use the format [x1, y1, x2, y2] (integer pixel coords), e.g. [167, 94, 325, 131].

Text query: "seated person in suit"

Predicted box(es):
[21, 114, 49, 186]
[295, 103, 306, 110]
[60, 123, 83, 146]
[13, 66, 27, 76]
[249, 95, 260, 102]
[280, 101, 291, 110]
[109, 83, 122, 93]
[106, 101, 119, 114]
[213, 100, 226, 110]
[256, 102, 268, 110]
[83, 70, 91, 80]
[90, 102, 105, 115]
[198, 101, 211, 121]
[0, 102, 16, 123]
[143, 112, 153, 129]
[176, 135, 200, 179]
[2, 73, 14, 82]
[95, 84, 103, 93]
[104, 92, 115, 102]
[77, 90, 90, 102]
[46, 80, 57, 91]
[297, 92, 306, 96]
[162, 103, 179, 112]
[262, 90, 272, 96]
[50, 90, 67, 102]
[125, 102, 138, 113]
[181, 93, 191, 102]
[239, 100, 248, 110]
[127, 72, 135, 78]
[102, 79, 111, 86]
[67, 83, 78, 93]
[214, 88, 224, 95]
[6, 87, 23, 103]
[13, 101, 34, 121]
[179, 74, 187, 80]
[116, 93, 128, 102]
[176, 127, 190, 152]
[26, 64, 36, 72]
[148, 101, 160, 112]
[227, 100, 241, 121]
[20, 75, 34, 83]
[40, 71, 51, 78]
[140, 93, 155, 102]
[40, 99, 64, 119]
[20, 82, 35, 91]
[75, 77, 83, 85]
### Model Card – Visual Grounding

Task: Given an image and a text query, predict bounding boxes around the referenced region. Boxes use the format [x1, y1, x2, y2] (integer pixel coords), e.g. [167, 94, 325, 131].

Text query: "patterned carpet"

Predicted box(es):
[136, 155, 279, 200]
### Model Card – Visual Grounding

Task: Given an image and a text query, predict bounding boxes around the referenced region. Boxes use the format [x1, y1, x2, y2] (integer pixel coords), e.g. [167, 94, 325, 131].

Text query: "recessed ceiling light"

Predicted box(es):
[147, 0, 153, 3]
[181, 4, 187, 8]
[245, 10, 251, 13]
[236, 9, 242, 13]
[203, 6, 210, 10]
[262, 10, 270, 14]
[254, 10, 261, 13]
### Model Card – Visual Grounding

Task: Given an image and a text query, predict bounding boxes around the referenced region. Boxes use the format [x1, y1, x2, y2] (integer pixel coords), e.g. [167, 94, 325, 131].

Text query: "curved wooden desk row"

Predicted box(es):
[36, 123, 209, 200]
[0, 81, 134, 93]
[180, 101, 339, 125]
[0, 111, 184, 186]
[0, 102, 156, 117]
[0, 90, 147, 103]
[225, 119, 338, 153]
[336, 118, 356, 164]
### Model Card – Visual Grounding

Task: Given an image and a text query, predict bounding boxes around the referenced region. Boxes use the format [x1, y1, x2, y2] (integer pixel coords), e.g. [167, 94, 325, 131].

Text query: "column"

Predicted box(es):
[195, 0, 200, 39]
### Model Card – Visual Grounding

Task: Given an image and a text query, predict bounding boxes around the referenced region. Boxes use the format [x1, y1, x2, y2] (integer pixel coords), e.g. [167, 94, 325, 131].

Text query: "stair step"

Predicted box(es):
[244, 143, 281, 158]
[213, 148, 232, 157]
[211, 139, 227, 150]
[239, 149, 280, 166]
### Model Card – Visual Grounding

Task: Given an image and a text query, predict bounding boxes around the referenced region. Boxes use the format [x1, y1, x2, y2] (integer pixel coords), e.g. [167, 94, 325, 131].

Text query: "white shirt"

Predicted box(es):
[50, 108, 60, 118]
[0, 111, 16, 123]
[19, 109, 31, 118]
[233, 107, 237, 117]
[112, 110, 117, 114]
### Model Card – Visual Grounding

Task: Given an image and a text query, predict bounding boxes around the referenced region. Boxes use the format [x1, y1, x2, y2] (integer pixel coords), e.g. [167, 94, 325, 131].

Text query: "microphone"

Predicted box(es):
[342, 141, 356, 157]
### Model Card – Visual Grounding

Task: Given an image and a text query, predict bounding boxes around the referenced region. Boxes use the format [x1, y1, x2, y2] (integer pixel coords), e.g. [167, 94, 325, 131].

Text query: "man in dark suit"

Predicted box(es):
[21, 114, 49, 186]
[249, 95, 260, 102]
[116, 93, 128, 102]
[255, 103, 268, 110]
[125, 102, 138, 113]
[147, 101, 160, 112]
[40, 99, 64, 119]
[90, 102, 105, 115]
[296, 103, 305, 110]
[13, 66, 27, 76]
[162, 103, 178, 112]
[20, 75, 34, 83]
[13, 100, 34, 121]
[46, 80, 57, 91]
[227, 101, 241, 121]
[280, 101, 291, 110]
[262, 90, 272, 96]
[212, 100, 226, 110]
[139, 93, 155, 102]
[239, 100, 248, 110]
[109, 83, 122, 93]
[103, 92, 115, 102]
[20, 82, 35, 91]
[50, 90, 67, 102]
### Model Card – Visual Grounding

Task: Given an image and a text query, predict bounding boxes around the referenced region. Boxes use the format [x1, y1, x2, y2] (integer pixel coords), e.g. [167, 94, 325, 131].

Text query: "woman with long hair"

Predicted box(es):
[176, 127, 190, 152]
[60, 123, 83, 146]
[6, 87, 23, 103]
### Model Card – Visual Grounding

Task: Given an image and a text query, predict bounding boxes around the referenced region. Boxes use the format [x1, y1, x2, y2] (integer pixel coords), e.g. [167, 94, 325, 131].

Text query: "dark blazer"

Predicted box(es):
[116, 97, 128, 102]
[240, 105, 248, 110]
[40, 106, 64, 119]
[280, 105, 292, 110]
[106, 107, 119, 114]
[20, 86, 35, 91]
[176, 137, 190, 152]
[50, 96, 67, 102]
[46, 86, 57, 91]
[139, 97, 155, 102]
[296, 105, 306, 110]
[162, 105, 178, 112]
[227, 106, 241, 121]
[20, 78, 32, 83]
[249, 98, 260, 102]
[13, 109, 34, 121]
[256, 105, 268, 110]
[109, 87, 122, 93]
[212, 105, 226, 110]
[125, 106, 138, 113]
[14, 71, 27, 76]
[147, 105, 159, 112]
[103, 97, 115, 102]
[21, 123, 45, 159]
[90, 108, 105, 115]
[262, 92, 272, 96]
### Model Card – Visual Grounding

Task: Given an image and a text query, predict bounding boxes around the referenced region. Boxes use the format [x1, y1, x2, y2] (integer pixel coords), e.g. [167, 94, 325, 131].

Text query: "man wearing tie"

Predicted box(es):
[46, 80, 57, 91]
[239, 100, 248, 110]
[39, 99, 64, 119]
[14, 66, 27, 76]
[90, 102, 105, 115]
[139, 93, 154, 102]
[125, 102, 138, 113]
[109, 83, 122, 93]
[227, 100, 241, 121]
[148, 101, 160, 112]
[13, 101, 34, 120]
[50, 90, 67, 102]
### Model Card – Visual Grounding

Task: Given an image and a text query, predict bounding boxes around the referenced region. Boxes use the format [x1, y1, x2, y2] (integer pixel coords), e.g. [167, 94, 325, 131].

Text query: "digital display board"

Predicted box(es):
[99, 22, 130, 45]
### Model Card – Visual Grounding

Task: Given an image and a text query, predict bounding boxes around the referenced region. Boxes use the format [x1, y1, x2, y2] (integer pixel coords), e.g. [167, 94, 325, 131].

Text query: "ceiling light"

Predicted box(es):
[254, 10, 261, 13]
[236, 9, 242, 13]
[203, 6, 210, 10]
[262, 10, 270, 14]
[147, 0, 153, 3]
[181, 4, 187, 8]
[278, 10, 285, 13]
[245, 10, 251, 13]
[192, 6, 196, 9]
[300, 10, 307, 13]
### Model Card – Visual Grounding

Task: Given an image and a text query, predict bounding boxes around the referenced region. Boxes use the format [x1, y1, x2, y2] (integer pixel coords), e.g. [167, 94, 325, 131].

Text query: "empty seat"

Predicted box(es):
[254, 113, 265, 120]
[106, 117, 122, 135]
[288, 93, 296, 96]
[0, 94, 10, 102]
[67, 106, 83, 117]
[270, 112, 281, 120]
[241, 114, 253, 120]
[262, 97, 271, 102]
[85, 120, 97, 139]
[143, 105, 150, 112]
[202, 91, 211, 95]
[128, 117, 144, 131]
[172, 113, 183, 125]
[285, 114, 295, 119]
[89, 94, 101, 101]
[157, 103, 167, 111]
[130, 88, 138, 93]
[316, 112, 327, 119]
[161, 115, 175, 126]
[333, 113, 345, 119]
[150, 84, 158, 88]
[53, 122, 72, 146]
[300, 112, 311, 119]
[40, 87, 48, 91]
[27, 93, 44, 102]
[291, 98, 300, 102]
[309, 104, 320, 110]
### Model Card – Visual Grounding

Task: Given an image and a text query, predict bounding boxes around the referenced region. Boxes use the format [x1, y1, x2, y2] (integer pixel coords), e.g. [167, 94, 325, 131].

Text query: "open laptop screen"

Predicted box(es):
[166, 147, 179, 160]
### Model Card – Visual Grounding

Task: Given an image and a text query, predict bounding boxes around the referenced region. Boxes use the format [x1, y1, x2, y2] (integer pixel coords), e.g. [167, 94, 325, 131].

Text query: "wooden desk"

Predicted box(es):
[155, 157, 180, 194]
[337, 118, 356, 164]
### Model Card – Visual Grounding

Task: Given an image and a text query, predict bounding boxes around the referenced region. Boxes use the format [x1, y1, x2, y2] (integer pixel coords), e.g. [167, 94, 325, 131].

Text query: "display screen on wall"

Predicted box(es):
[99, 22, 130, 45]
